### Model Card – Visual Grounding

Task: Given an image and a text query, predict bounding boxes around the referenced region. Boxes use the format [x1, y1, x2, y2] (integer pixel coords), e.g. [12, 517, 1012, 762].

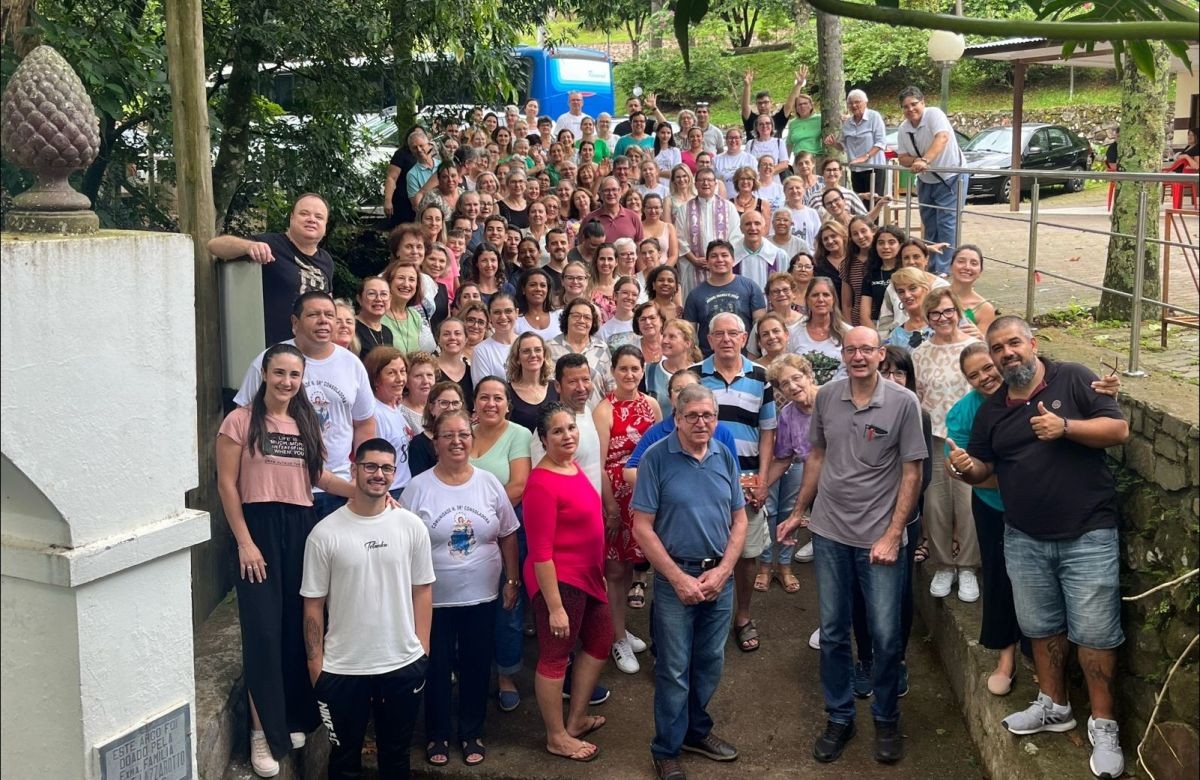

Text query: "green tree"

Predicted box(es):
[571, 0, 653, 57]
[711, 0, 791, 49]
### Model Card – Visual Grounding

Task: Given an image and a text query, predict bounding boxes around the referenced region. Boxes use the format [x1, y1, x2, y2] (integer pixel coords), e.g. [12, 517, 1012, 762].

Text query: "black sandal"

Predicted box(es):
[425, 740, 450, 766]
[734, 620, 760, 652]
[627, 581, 646, 609]
[461, 737, 486, 766]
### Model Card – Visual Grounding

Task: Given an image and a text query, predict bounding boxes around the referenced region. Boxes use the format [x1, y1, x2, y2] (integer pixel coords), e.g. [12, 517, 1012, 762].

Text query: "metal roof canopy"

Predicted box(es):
[961, 37, 1200, 210]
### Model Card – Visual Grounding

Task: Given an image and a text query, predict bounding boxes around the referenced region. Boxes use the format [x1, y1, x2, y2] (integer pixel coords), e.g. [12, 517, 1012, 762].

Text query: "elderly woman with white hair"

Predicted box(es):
[824, 89, 887, 202]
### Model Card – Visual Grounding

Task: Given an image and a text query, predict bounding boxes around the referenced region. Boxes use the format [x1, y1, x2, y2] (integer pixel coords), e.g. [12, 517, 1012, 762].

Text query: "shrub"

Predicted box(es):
[615, 44, 738, 106]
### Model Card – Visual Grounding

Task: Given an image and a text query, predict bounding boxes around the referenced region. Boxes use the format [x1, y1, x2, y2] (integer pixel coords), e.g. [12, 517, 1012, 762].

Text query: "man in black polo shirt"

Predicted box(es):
[947, 315, 1129, 780]
[208, 193, 335, 346]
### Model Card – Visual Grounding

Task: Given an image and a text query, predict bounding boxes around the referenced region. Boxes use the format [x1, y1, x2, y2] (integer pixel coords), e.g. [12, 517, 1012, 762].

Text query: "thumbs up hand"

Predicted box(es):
[944, 437, 972, 479]
[1030, 401, 1067, 441]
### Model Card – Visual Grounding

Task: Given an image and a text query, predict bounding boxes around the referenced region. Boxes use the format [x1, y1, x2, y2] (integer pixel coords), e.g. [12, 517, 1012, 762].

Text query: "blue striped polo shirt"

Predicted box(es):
[693, 356, 777, 472]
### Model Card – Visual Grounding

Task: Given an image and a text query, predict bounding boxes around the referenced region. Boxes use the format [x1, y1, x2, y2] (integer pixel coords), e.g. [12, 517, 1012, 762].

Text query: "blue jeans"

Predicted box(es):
[760, 461, 804, 566]
[494, 520, 527, 675]
[312, 491, 347, 520]
[813, 533, 904, 725]
[650, 569, 734, 759]
[917, 174, 968, 274]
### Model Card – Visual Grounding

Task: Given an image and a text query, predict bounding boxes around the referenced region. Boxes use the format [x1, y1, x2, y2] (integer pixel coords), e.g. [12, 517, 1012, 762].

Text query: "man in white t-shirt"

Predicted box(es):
[302, 438, 434, 779]
[234, 291, 376, 517]
[531, 353, 602, 492]
[895, 85, 967, 275]
[554, 91, 589, 138]
[733, 210, 789, 290]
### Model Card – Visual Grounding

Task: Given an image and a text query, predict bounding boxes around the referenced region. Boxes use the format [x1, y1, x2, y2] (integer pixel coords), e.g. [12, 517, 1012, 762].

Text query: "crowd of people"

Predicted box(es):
[210, 77, 1132, 780]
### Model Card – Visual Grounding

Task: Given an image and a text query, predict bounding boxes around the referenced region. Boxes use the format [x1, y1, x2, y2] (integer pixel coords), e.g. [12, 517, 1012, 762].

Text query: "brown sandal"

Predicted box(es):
[774, 570, 801, 594]
[753, 570, 772, 592]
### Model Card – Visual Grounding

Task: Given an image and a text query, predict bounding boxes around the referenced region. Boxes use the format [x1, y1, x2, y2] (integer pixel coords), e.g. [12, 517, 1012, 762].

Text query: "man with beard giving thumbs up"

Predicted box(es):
[944, 314, 1130, 780]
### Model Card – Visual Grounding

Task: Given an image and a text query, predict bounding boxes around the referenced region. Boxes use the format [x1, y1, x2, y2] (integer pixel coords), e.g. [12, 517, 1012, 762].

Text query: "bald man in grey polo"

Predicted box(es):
[809, 378, 925, 545]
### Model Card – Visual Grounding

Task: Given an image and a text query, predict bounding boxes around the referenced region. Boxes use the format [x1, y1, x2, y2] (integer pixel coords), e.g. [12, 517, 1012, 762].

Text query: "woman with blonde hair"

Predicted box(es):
[332, 299, 360, 355]
[666, 163, 696, 220]
[642, 317, 702, 413]
[507, 331, 558, 432]
[884, 266, 934, 351]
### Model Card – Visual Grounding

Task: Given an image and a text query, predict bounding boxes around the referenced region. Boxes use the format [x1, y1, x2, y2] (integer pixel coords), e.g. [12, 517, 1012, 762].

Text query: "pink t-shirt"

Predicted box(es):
[522, 465, 607, 603]
[218, 407, 314, 506]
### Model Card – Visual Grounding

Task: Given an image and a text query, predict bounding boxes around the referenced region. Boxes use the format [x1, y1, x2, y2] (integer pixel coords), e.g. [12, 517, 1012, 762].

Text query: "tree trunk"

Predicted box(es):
[793, 0, 812, 27]
[390, 2, 419, 132]
[649, 0, 663, 49]
[1098, 46, 1169, 321]
[210, 42, 260, 229]
[81, 115, 116, 206]
[815, 10, 843, 160]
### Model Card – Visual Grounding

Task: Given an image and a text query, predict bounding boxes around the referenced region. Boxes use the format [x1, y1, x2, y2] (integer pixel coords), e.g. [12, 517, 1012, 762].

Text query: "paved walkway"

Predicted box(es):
[370, 561, 983, 779]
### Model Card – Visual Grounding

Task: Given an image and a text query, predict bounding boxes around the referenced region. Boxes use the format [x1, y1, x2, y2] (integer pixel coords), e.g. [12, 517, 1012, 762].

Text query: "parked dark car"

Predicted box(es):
[883, 126, 972, 162]
[962, 123, 1094, 202]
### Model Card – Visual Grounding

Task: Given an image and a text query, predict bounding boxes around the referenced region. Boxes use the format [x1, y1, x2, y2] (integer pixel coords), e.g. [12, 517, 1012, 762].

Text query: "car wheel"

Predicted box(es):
[1065, 166, 1085, 193]
[994, 177, 1012, 204]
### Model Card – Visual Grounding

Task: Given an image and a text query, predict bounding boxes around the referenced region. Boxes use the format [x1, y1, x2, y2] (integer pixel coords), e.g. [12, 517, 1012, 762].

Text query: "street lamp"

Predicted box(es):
[928, 31, 966, 113]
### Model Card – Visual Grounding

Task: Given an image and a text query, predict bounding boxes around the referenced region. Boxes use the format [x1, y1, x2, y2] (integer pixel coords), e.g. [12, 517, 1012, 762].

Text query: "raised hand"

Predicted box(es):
[945, 437, 973, 477]
[743, 69, 754, 87]
[796, 65, 809, 84]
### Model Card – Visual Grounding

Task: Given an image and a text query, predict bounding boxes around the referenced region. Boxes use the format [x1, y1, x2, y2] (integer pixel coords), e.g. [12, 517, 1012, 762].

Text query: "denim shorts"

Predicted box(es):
[1003, 525, 1124, 649]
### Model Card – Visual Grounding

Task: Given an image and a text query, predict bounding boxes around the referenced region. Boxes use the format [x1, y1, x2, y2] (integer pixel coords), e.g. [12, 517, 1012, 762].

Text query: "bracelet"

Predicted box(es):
[1062, 418, 1070, 437]
[505, 578, 521, 587]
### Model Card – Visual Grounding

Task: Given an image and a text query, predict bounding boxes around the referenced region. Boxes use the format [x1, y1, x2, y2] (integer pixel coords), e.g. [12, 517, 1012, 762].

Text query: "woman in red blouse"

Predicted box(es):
[523, 404, 612, 763]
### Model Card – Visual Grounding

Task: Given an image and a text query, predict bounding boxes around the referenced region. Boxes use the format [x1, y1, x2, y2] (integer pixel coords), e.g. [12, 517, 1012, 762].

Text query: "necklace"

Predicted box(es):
[360, 320, 386, 347]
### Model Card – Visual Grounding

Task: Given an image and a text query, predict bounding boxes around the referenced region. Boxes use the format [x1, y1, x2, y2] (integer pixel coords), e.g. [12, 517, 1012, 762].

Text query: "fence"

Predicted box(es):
[859, 162, 1199, 377]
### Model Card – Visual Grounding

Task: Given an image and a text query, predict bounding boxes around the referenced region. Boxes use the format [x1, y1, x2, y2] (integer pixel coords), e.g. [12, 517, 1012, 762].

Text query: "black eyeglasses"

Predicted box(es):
[358, 462, 397, 475]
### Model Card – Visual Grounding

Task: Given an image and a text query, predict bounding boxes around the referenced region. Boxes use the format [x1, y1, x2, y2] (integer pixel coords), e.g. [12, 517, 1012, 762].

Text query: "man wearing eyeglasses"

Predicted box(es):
[632, 383, 748, 780]
[302, 438, 434, 779]
[777, 326, 926, 766]
[582, 176, 645, 244]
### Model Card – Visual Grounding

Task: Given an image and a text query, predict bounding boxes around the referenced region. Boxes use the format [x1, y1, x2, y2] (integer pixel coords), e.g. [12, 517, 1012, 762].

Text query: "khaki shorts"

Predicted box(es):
[741, 505, 768, 559]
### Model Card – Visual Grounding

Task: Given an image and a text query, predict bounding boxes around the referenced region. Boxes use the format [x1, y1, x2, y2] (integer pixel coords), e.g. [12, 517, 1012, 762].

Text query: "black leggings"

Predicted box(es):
[315, 658, 429, 779]
[235, 502, 320, 758]
[972, 494, 1022, 650]
[427, 601, 497, 742]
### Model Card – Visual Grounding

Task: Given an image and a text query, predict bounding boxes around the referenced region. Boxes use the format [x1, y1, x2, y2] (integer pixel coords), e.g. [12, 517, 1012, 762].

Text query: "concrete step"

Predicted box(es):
[222, 729, 329, 780]
[914, 564, 1112, 779]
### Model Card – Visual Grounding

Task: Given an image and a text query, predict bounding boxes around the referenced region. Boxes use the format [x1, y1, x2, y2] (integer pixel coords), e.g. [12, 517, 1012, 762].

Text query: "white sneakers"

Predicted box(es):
[612, 638, 640, 673]
[794, 541, 815, 563]
[808, 628, 821, 650]
[290, 731, 306, 749]
[250, 730, 279, 778]
[957, 569, 980, 603]
[930, 568, 956, 598]
[625, 630, 647, 653]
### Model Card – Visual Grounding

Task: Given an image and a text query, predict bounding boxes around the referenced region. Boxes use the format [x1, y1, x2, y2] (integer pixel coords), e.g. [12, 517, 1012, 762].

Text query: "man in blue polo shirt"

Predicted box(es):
[693, 312, 775, 655]
[633, 383, 747, 780]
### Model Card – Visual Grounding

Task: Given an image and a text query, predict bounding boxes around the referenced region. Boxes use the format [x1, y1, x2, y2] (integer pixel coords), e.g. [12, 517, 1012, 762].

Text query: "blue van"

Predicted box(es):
[514, 46, 614, 119]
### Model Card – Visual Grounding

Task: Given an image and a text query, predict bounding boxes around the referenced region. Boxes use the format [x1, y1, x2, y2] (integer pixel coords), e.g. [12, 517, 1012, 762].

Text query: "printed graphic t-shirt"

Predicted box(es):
[218, 406, 314, 506]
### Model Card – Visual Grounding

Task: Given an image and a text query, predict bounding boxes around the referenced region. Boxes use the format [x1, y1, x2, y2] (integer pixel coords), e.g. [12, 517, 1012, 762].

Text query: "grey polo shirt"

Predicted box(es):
[807, 376, 927, 548]
[896, 106, 965, 184]
[631, 430, 746, 561]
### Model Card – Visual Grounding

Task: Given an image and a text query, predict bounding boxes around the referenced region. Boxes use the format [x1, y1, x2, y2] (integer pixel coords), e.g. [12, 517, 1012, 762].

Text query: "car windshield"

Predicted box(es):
[965, 129, 1016, 153]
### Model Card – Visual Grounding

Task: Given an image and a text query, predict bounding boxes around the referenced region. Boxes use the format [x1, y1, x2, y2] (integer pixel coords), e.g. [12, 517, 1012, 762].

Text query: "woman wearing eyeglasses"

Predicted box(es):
[215, 344, 355, 776]
[363, 347, 414, 499]
[911, 289, 980, 605]
[401, 408, 520, 768]
[408, 381, 467, 479]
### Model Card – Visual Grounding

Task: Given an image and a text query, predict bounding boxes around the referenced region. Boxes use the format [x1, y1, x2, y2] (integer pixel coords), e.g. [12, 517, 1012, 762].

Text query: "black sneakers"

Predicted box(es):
[813, 720, 856, 763]
[874, 719, 904, 764]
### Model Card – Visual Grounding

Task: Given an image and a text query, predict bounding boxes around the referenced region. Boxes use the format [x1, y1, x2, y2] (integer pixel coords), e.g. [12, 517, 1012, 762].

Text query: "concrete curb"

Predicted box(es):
[914, 565, 1115, 779]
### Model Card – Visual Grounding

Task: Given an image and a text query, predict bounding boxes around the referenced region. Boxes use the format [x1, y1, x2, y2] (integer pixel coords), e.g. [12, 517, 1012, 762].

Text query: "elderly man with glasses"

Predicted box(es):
[632, 382, 748, 780]
[777, 326, 926, 766]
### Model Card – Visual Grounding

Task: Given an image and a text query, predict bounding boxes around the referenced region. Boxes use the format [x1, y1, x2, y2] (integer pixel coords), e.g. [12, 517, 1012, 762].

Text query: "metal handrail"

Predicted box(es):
[856, 162, 1200, 377]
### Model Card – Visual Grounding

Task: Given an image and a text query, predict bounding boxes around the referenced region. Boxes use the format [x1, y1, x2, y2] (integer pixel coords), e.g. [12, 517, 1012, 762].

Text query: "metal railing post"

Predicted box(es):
[904, 176, 913, 235]
[1024, 178, 1040, 322]
[954, 174, 965, 246]
[869, 168, 877, 223]
[1126, 185, 1149, 377]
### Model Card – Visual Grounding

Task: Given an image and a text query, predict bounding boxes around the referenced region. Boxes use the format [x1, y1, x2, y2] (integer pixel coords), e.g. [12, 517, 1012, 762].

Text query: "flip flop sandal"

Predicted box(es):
[569, 715, 606, 739]
[425, 740, 450, 766]
[753, 571, 772, 592]
[775, 571, 801, 594]
[546, 743, 600, 762]
[627, 581, 646, 609]
[734, 620, 760, 652]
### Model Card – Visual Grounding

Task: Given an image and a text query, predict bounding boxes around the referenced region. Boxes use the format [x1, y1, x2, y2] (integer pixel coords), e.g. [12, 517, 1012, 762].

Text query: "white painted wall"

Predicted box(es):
[1173, 70, 1197, 148]
[0, 232, 199, 547]
[1, 232, 209, 780]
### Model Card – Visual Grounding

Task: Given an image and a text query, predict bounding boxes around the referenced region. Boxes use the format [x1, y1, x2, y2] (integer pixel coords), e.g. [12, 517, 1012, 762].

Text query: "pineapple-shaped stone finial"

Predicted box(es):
[1, 45, 101, 233]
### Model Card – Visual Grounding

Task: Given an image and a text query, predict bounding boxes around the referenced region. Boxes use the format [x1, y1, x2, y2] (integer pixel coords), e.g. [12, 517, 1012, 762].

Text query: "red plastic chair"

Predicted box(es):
[1163, 157, 1199, 209]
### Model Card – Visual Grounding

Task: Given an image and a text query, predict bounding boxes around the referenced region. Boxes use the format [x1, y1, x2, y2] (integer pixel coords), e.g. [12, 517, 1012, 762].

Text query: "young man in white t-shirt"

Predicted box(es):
[234, 291, 377, 518]
[301, 438, 434, 778]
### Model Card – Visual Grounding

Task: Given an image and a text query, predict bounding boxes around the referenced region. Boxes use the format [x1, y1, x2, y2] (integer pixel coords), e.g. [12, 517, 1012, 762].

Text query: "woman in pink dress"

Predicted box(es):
[594, 345, 662, 675]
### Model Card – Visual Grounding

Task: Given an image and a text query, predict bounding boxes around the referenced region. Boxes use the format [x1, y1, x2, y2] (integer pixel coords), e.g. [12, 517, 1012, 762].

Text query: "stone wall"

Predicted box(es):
[875, 104, 1149, 146]
[1107, 393, 1199, 774]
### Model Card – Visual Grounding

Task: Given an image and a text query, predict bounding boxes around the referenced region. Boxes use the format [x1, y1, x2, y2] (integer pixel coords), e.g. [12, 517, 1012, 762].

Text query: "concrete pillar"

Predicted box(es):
[1, 231, 211, 780]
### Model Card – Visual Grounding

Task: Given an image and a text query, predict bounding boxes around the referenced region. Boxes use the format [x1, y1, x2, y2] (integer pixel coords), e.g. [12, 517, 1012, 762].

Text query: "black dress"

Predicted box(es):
[509, 383, 559, 432]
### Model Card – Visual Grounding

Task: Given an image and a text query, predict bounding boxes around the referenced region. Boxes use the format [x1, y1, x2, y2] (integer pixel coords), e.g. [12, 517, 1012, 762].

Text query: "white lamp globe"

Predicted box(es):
[928, 30, 966, 64]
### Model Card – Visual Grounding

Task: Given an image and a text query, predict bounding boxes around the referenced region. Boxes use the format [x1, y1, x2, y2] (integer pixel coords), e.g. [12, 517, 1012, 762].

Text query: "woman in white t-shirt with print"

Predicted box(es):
[787, 276, 851, 385]
[363, 347, 413, 498]
[401, 409, 520, 768]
